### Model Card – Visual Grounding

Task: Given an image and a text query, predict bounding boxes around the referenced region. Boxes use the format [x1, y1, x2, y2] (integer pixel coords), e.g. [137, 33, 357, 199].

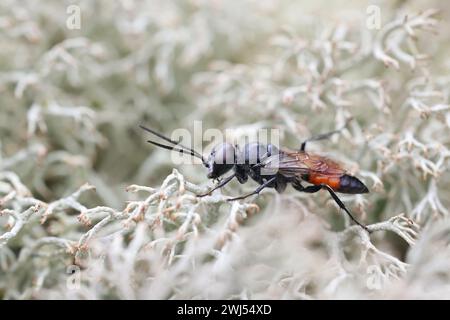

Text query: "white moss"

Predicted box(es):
[1, 0, 450, 299]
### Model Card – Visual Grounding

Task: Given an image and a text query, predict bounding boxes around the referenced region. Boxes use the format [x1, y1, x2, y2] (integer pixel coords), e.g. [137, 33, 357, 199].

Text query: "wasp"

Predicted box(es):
[140, 121, 369, 231]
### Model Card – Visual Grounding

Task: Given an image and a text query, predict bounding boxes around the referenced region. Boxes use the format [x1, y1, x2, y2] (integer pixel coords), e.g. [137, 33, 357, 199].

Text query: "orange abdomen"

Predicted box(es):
[308, 174, 341, 190]
[308, 173, 369, 194]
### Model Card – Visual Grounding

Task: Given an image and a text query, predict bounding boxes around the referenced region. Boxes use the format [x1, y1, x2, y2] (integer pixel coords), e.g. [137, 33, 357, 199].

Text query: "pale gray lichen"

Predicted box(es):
[1, 0, 450, 299]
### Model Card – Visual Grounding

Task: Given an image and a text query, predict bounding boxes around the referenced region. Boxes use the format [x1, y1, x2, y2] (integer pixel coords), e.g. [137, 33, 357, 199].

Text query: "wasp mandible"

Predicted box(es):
[140, 121, 369, 231]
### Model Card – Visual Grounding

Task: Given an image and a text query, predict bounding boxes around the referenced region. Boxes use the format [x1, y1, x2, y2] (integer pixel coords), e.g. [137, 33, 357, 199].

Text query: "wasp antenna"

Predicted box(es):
[145, 139, 200, 160]
[139, 125, 182, 146]
[139, 124, 204, 158]
[146, 139, 209, 167]
[140, 125, 208, 167]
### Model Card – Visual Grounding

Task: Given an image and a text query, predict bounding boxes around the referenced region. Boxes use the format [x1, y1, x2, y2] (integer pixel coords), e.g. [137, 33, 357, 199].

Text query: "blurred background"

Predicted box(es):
[1, 0, 450, 299]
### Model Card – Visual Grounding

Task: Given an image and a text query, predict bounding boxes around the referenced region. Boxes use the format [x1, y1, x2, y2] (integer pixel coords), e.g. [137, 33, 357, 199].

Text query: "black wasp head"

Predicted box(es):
[206, 143, 236, 179]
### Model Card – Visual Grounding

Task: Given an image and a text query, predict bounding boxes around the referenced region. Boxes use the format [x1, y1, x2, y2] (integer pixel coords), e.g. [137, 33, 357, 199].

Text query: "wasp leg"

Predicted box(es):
[320, 184, 369, 231]
[249, 151, 270, 170]
[293, 182, 368, 231]
[292, 182, 321, 193]
[227, 177, 276, 202]
[197, 174, 236, 197]
[300, 118, 352, 152]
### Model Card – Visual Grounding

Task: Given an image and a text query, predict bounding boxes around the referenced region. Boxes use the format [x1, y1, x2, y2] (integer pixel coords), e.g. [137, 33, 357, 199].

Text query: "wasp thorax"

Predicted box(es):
[207, 143, 236, 179]
[239, 142, 278, 165]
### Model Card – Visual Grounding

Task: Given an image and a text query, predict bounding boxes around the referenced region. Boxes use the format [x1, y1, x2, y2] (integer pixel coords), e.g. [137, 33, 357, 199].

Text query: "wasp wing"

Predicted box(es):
[262, 150, 346, 178]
